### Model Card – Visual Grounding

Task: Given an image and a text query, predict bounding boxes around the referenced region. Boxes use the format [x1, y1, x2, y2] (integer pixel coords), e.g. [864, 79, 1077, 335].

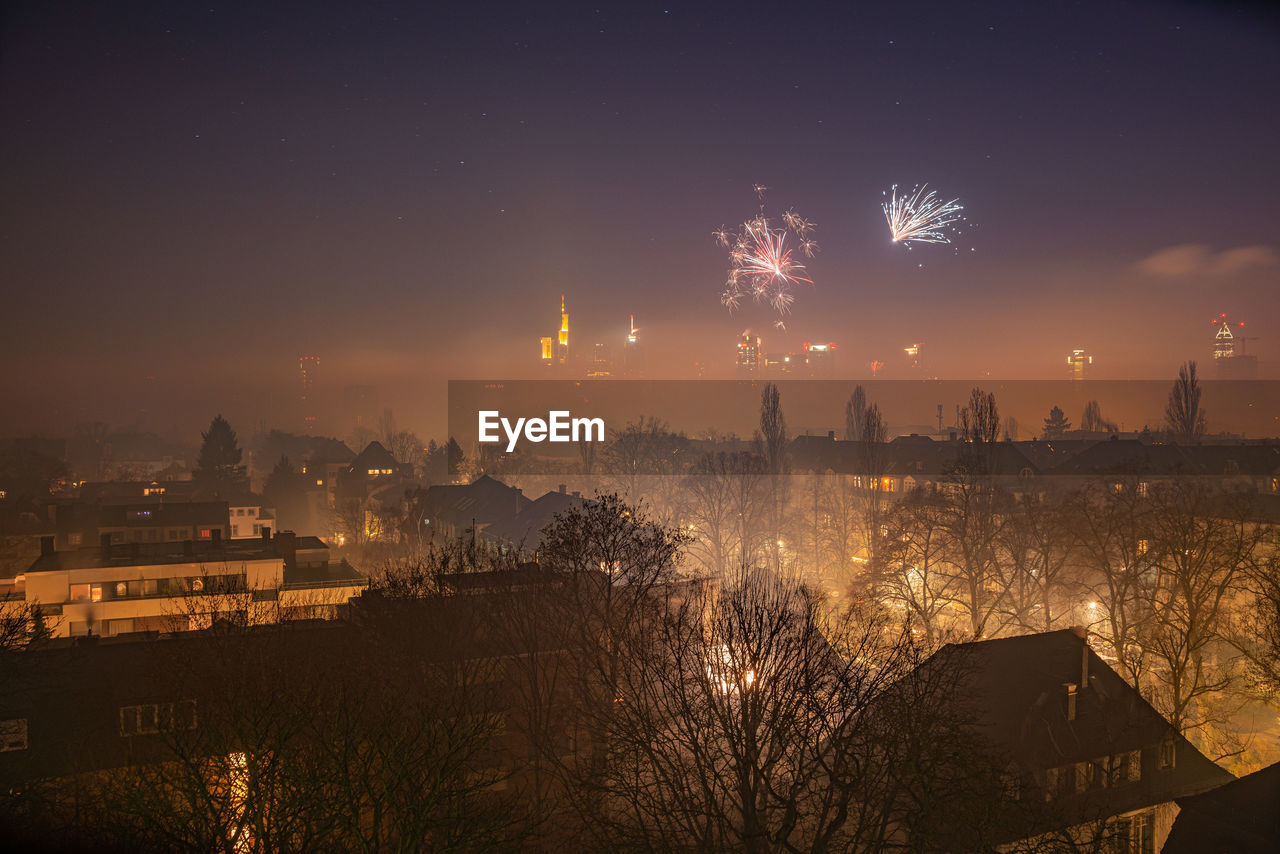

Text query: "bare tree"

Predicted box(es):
[844, 385, 867, 441]
[943, 388, 1009, 638]
[1081, 400, 1117, 433]
[1070, 477, 1160, 688]
[1164, 361, 1207, 443]
[758, 384, 789, 573]
[876, 486, 957, 645]
[681, 450, 768, 576]
[997, 491, 1076, 633]
[1139, 479, 1263, 757]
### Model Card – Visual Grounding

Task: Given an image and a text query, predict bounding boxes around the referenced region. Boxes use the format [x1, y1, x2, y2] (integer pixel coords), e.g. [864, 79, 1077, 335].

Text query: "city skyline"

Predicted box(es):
[2, 1, 1279, 438]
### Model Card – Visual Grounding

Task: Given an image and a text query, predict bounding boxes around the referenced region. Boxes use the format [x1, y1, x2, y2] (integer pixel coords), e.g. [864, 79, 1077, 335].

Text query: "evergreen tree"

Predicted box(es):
[1042, 405, 1071, 439]
[194, 415, 249, 491]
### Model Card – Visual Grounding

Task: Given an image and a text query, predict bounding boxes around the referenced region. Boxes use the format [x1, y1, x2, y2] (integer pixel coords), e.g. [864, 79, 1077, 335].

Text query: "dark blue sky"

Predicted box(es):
[2, 1, 1277, 436]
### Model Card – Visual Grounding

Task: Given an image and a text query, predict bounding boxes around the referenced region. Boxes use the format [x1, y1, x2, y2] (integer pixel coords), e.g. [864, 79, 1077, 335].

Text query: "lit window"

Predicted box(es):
[1136, 481, 1148, 497]
[90, 584, 103, 603]
[69, 583, 91, 602]
[1137, 539, 1149, 555]
[67, 533, 82, 547]
[116, 582, 128, 597]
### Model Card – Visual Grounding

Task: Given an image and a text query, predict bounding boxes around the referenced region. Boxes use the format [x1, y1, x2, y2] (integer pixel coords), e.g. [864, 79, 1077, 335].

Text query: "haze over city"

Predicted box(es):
[3, 1, 1279, 438]
[3, 3, 1280, 852]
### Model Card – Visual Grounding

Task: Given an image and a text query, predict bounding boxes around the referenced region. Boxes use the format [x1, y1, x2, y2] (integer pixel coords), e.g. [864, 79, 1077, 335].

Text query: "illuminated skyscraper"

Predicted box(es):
[736, 330, 762, 376]
[1212, 313, 1236, 360]
[539, 295, 571, 370]
[1067, 349, 1092, 381]
[1212, 314, 1258, 379]
[557, 295, 570, 364]
[905, 342, 923, 371]
[622, 314, 642, 376]
[299, 355, 320, 431]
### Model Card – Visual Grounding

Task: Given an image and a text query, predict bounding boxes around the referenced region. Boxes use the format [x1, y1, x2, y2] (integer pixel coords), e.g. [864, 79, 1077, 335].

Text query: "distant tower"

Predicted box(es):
[589, 343, 614, 377]
[736, 330, 762, 377]
[802, 342, 836, 377]
[1067, 349, 1092, 381]
[869, 359, 884, 377]
[1212, 314, 1258, 379]
[905, 342, 923, 371]
[623, 314, 642, 376]
[1212, 313, 1236, 360]
[539, 295, 572, 370]
[557, 295, 570, 365]
[299, 355, 320, 431]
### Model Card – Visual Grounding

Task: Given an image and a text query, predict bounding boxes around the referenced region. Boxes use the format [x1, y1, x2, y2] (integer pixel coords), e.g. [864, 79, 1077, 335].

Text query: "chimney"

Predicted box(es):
[211, 529, 222, 547]
[949, 430, 958, 441]
[40, 535, 54, 556]
[276, 530, 297, 570]
[1081, 637, 1090, 689]
[182, 539, 194, 557]
[827, 430, 836, 440]
[261, 526, 272, 543]
[1064, 683, 1078, 721]
[558, 483, 567, 494]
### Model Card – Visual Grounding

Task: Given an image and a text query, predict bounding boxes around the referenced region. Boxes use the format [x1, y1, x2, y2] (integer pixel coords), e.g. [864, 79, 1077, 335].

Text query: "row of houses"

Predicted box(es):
[0, 570, 1272, 850]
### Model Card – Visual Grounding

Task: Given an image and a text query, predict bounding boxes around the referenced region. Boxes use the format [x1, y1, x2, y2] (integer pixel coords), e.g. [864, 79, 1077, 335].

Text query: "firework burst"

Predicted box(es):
[882, 183, 965, 245]
[717, 188, 817, 317]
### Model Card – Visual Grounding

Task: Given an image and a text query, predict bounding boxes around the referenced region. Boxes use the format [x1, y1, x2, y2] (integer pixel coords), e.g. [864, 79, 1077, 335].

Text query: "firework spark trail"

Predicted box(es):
[882, 183, 964, 245]
[717, 188, 817, 317]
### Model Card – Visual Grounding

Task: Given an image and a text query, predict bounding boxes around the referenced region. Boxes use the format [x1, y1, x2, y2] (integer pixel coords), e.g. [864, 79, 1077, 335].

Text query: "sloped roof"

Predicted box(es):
[423, 475, 530, 529]
[1163, 761, 1280, 853]
[348, 441, 399, 473]
[918, 629, 1231, 835]
[483, 490, 587, 549]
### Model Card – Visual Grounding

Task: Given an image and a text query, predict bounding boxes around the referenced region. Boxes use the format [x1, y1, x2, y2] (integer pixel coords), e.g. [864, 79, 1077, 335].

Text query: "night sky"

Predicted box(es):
[2, 1, 1278, 437]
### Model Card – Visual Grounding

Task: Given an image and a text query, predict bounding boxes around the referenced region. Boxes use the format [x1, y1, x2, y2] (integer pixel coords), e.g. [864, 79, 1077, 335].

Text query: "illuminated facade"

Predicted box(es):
[622, 314, 642, 376]
[1067, 349, 1092, 381]
[905, 342, 923, 370]
[540, 295, 571, 370]
[1212, 314, 1258, 379]
[736, 330, 762, 376]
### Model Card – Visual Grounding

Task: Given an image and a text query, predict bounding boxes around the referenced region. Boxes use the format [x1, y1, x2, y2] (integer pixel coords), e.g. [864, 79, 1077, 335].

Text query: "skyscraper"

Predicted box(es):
[622, 314, 642, 376]
[299, 355, 320, 431]
[1067, 349, 1091, 381]
[539, 295, 571, 371]
[736, 330, 762, 377]
[1212, 314, 1258, 379]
